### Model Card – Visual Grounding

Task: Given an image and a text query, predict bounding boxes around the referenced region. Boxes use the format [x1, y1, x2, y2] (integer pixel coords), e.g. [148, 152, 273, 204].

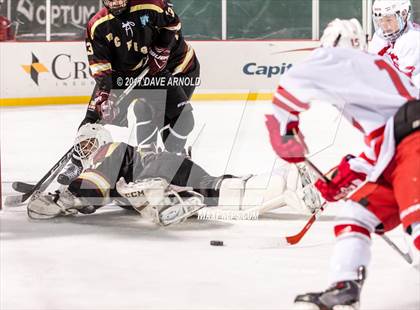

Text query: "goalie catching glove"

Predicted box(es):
[27, 188, 97, 220]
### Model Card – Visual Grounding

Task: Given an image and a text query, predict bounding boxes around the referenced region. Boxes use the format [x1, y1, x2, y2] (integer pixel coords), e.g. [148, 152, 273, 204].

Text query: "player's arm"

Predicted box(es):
[398, 41, 420, 89]
[143, 1, 182, 74]
[84, 22, 114, 123]
[265, 65, 314, 163]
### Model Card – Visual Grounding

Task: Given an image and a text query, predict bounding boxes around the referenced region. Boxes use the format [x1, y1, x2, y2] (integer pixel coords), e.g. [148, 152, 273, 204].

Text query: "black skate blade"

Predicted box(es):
[12, 181, 35, 193]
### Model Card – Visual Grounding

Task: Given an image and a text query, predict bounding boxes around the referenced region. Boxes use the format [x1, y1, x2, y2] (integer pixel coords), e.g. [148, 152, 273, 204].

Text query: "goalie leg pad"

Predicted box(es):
[217, 173, 287, 212]
[216, 164, 321, 215]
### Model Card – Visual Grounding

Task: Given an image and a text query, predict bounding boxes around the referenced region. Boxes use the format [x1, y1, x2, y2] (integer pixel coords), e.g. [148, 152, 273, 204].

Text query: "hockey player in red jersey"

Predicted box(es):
[58, 0, 200, 185]
[369, 0, 420, 88]
[265, 18, 420, 309]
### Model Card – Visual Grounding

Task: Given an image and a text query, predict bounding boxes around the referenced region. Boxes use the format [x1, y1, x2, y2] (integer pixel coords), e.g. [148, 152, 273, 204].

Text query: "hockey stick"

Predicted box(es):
[12, 181, 34, 193]
[380, 234, 413, 264]
[4, 146, 73, 206]
[7, 67, 151, 203]
[283, 202, 326, 245]
[302, 157, 413, 264]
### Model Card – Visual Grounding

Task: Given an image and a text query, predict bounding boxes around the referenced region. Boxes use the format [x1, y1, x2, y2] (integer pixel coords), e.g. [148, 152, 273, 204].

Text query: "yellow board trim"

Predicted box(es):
[0, 93, 274, 107]
[130, 4, 164, 14]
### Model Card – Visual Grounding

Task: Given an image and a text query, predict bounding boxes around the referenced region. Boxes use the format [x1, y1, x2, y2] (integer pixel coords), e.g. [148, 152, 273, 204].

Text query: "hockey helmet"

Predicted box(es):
[320, 18, 367, 51]
[102, 0, 129, 16]
[73, 123, 112, 166]
[372, 0, 411, 42]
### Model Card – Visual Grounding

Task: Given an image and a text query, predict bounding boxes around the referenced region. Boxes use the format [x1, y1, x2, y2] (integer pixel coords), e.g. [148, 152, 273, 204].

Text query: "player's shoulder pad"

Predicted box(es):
[129, 0, 167, 13]
[87, 7, 113, 40]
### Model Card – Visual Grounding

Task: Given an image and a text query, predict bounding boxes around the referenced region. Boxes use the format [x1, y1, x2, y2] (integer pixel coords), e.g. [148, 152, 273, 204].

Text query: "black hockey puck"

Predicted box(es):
[210, 240, 224, 246]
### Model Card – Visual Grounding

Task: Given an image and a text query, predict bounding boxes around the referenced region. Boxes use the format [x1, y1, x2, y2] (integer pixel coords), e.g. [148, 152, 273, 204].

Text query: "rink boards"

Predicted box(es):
[0, 40, 319, 106]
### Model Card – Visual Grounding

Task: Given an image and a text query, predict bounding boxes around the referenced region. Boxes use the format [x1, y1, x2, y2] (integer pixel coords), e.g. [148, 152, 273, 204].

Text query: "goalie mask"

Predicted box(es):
[73, 124, 112, 168]
[320, 18, 367, 51]
[102, 0, 129, 16]
[372, 0, 411, 42]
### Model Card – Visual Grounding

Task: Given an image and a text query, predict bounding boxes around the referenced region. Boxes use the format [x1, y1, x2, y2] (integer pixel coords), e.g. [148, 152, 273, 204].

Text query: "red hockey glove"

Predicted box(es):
[147, 46, 170, 75]
[265, 114, 307, 163]
[91, 89, 119, 123]
[315, 155, 367, 202]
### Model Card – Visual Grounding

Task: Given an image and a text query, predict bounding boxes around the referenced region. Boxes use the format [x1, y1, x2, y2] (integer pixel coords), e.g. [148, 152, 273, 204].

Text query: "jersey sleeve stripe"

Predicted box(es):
[163, 22, 182, 31]
[78, 171, 111, 197]
[130, 4, 164, 14]
[277, 86, 309, 109]
[90, 62, 112, 77]
[172, 43, 195, 75]
[90, 14, 115, 40]
[273, 93, 304, 115]
[364, 126, 385, 145]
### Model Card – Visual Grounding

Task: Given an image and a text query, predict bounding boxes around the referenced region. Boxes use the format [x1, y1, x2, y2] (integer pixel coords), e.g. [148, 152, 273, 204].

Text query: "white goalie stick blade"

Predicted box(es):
[4, 194, 27, 207]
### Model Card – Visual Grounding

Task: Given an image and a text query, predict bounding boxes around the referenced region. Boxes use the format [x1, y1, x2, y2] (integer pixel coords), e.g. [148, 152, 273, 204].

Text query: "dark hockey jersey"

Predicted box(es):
[86, 0, 196, 90]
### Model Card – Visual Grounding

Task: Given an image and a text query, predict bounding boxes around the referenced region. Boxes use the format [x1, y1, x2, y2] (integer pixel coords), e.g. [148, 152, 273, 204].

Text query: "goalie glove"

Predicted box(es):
[315, 155, 367, 202]
[265, 114, 307, 163]
[147, 46, 170, 75]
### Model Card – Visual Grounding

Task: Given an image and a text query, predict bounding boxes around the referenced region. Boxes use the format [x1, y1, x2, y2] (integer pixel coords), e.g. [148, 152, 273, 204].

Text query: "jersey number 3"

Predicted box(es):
[375, 59, 414, 100]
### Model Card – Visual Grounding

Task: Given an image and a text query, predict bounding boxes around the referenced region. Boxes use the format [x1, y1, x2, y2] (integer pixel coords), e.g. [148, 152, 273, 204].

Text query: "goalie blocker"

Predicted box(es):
[28, 126, 321, 224]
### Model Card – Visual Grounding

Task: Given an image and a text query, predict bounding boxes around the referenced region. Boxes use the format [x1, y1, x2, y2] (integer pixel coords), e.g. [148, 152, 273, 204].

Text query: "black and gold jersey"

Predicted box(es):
[86, 0, 196, 90]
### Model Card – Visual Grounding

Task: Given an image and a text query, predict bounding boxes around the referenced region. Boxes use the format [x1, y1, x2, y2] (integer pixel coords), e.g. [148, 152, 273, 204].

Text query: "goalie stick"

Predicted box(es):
[4, 146, 73, 206]
[6, 67, 150, 205]
[12, 181, 35, 193]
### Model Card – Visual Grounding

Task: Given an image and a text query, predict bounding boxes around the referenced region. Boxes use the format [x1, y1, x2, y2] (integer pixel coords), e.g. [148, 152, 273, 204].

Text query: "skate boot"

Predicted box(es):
[294, 266, 366, 310]
[294, 280, 362, 310]
[57, 160, 83, 185]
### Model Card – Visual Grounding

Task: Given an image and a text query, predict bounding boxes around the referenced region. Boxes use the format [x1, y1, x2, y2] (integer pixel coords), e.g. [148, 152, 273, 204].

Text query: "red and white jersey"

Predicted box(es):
[272, 47, 418, 181]
[369, 21, 420, 89]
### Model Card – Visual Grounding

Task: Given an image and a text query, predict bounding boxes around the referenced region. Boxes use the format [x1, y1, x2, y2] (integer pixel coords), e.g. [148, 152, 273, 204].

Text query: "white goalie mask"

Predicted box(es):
[320, 18, 367, 51]
[73, 124, 112, 168]
[372, 0, 411, 42]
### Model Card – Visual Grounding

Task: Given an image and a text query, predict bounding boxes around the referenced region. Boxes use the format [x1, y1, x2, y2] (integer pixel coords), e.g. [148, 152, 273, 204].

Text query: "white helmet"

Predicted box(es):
[320, 18, 367, 51]
[372, 0, 411, 42]
[73, 123, 112, 168]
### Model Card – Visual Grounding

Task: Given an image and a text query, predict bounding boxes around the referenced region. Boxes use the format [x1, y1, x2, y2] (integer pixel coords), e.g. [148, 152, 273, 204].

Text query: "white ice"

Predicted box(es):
[1, 102, 419, 310]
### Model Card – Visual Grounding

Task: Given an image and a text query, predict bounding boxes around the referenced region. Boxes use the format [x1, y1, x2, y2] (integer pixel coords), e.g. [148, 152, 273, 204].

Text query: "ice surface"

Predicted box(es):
[1, 102, 419, 310]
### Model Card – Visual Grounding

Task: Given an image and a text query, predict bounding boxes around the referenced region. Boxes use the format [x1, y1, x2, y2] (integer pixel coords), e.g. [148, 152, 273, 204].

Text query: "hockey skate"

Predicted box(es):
[294, 280, 362, 310]
[57, 160, 83, 185]
[294, 266, 366, 310]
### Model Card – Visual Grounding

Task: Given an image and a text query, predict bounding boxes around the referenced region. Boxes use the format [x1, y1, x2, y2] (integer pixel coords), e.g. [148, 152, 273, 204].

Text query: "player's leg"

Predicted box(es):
[133, 98, 159, 149]
[391, 131, 420, 257]
[158, 73, 194, 153]
[161, 110, 195, 153]
[295, 181, 399, 309]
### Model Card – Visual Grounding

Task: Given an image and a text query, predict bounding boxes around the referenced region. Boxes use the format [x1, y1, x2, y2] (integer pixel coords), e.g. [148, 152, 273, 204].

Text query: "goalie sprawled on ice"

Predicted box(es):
[27, 124, 321, 225]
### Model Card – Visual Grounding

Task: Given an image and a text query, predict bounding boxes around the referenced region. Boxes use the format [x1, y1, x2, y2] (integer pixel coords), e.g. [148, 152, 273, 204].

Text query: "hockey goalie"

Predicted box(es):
[27, 124, 321, 226]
